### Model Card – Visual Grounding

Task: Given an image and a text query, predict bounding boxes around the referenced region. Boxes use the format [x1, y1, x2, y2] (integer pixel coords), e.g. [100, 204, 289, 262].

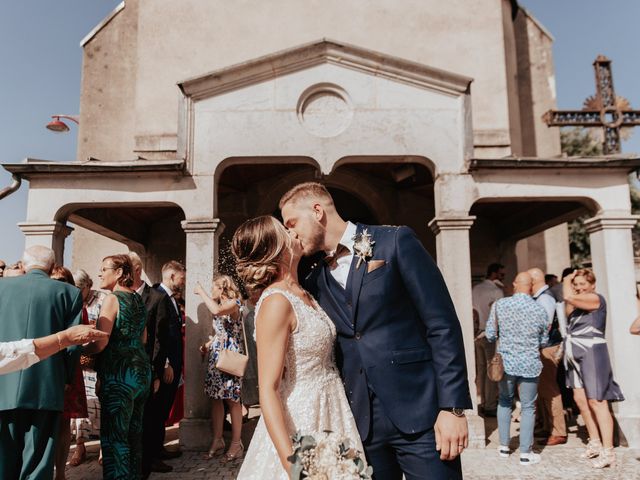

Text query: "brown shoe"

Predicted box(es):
[542, 435, 568, 446]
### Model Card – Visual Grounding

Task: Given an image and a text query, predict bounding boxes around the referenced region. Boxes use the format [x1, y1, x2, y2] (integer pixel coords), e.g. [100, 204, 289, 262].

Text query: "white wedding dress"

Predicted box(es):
[237, 288, 363, 479]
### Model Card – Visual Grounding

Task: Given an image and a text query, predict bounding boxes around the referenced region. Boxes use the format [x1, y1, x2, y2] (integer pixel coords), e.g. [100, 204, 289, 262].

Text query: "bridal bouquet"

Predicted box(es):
[288, 431, 372, 479]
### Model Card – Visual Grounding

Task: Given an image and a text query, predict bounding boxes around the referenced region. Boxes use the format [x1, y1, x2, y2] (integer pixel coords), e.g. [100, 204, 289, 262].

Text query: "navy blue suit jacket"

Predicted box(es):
[153, 285, 183, 376]
[306, 224, 471, 438]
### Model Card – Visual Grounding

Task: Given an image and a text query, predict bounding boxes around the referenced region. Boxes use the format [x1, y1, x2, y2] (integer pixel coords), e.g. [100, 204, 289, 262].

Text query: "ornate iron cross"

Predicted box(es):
[543, 55, 640, 154]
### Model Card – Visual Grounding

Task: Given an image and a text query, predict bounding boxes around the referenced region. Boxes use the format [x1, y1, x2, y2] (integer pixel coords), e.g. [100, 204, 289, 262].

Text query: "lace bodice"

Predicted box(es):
[255, 288, 338, 396]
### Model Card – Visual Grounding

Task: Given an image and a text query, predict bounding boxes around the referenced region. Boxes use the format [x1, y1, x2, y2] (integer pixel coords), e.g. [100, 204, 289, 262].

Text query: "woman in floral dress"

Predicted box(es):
[196, 274, 245, 463]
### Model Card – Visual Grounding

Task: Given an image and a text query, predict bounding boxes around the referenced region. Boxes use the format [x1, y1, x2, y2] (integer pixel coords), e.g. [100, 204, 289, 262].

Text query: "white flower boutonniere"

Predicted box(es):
[352, 229, 375, 269]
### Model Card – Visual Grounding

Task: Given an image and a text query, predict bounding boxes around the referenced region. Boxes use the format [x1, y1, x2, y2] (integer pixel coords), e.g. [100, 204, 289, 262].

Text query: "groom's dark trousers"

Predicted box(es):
[307, 224, 472, 480]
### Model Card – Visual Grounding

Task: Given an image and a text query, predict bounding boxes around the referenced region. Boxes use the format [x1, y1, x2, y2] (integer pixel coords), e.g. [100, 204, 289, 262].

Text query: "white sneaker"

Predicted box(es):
[498, 445, 510, 458]
[520, 452, 541, 465]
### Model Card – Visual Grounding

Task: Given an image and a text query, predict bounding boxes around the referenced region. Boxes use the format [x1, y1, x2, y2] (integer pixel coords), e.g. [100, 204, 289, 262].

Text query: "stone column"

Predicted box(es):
[584, 213, 640, 447]
[179, 218, 224, 450]
[18, 221, 74, 265]
[428, 215, 484, 447]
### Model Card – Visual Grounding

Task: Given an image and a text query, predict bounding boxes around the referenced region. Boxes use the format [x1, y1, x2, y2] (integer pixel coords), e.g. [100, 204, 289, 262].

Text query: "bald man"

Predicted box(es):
[528, 268, 567, 445]
[486, 272, 548, 465]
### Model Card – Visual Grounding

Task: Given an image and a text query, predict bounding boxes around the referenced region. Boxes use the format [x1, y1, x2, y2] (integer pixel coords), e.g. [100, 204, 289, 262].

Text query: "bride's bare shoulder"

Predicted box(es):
[256, 289, 294, 329]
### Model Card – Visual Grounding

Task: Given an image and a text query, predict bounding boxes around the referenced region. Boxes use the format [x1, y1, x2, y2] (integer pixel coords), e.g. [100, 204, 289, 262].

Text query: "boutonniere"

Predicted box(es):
[352, 229, 375, 269]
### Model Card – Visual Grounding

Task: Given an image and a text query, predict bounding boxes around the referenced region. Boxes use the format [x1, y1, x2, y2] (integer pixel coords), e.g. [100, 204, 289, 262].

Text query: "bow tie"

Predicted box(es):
[324, 243, 350, 267]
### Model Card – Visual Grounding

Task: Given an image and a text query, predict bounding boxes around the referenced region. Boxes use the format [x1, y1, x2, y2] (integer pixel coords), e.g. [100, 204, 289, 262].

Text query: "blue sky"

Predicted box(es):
[1, 0, 639, 264]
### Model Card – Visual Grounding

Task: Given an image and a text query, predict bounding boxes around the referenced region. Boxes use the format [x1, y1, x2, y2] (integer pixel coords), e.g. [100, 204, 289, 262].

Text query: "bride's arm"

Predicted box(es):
[256, 294, 295, 473]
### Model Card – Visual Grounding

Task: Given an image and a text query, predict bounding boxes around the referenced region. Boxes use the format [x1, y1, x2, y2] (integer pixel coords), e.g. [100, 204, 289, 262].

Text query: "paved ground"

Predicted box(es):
[64, 414, 640, 479]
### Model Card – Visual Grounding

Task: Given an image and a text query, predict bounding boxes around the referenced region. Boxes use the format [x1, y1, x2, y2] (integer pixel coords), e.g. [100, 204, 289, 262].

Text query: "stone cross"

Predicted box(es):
[543, 55, 640, 154]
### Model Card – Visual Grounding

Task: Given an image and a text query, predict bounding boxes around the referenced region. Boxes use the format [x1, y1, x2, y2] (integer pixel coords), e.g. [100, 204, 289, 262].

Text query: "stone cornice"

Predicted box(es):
[428, 216, 476, 235]
[178, 39, 473, 101]
[584, 215, 640, 234]
[18, 221, 74, 238]
[2, 158, 184, 179]
[181, 219, 224, 235]
[469, 155, 640, 171]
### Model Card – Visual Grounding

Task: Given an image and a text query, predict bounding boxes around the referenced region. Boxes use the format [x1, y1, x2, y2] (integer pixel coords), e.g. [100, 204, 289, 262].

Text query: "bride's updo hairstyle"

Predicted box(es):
[232, 215, 291, 296]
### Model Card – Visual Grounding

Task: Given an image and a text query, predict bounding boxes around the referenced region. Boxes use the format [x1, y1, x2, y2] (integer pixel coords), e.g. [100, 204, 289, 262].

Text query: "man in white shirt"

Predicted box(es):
[472, 263, 505, 416]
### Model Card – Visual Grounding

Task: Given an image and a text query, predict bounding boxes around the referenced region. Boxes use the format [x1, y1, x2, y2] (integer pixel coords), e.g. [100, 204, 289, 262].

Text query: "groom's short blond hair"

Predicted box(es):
[279, 182, 334, 209]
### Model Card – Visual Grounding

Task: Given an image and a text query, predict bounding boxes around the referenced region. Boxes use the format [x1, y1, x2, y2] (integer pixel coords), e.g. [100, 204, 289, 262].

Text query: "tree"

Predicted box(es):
[561, 127, 640, 267]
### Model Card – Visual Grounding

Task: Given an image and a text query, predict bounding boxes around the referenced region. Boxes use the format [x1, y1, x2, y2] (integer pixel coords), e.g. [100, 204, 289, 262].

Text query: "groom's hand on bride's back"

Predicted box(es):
[434, 411, 468, 460]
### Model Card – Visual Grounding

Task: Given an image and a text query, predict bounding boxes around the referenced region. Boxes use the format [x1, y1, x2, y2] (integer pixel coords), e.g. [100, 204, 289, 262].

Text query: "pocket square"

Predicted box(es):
[367, 260, 386, 273]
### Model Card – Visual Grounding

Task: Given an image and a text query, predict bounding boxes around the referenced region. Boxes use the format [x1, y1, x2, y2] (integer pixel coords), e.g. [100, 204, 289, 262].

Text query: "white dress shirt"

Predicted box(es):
[533, 284, 556, 328]
[159, 283, 179, 315]
[0, 339, 40, 375]
[326, 221, 357, 290]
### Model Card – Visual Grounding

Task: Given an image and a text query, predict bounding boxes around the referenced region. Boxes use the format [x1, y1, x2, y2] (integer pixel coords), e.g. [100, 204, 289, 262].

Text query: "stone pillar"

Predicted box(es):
[584, 213, 640, 447]
[179, 218, 224, 450]
[18, 221, 74, 265]
[429, 215, 484, 447]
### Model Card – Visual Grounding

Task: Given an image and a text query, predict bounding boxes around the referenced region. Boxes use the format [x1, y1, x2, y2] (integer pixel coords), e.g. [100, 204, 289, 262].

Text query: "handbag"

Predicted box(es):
[487, 307, 505, 382]
[215, 312, 249, 378]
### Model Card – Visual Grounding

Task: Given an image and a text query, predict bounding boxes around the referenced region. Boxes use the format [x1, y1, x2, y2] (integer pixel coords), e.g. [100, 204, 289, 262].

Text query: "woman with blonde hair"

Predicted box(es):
[232, 216, 363, 479]
[563, 268, 624, 469]
[196, 274, 245, 463]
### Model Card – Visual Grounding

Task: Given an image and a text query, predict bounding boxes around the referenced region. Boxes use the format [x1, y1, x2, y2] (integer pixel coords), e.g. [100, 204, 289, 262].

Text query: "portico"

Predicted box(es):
[4, 1, 640, 450]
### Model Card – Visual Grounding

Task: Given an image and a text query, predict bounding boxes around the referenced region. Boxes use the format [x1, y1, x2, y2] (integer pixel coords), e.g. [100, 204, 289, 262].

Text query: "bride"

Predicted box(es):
[232, 215, 364, 479]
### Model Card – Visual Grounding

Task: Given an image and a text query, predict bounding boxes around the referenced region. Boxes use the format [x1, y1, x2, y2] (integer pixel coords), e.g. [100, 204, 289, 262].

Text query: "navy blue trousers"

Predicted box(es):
[363, 395, 463, 480]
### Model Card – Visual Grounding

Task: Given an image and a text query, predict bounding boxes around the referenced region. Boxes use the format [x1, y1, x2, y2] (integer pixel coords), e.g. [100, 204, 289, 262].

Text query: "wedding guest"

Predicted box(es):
[51, 266, 89, 480]
[154, 261, 186, 461]
[0, 246, 83, 479]
[70, 269, 106, 467]
[196, 275, 245, 462]
[486, 272, 548, 466]
[528, 267, 567, 446]
[563, 269, 624, 469]
[128, 252, 176, 477]
[84, 255, 151, 479]
[4, 260, 25, 277]
[241, 296, 260, 409]
[472, 263, 505, 417]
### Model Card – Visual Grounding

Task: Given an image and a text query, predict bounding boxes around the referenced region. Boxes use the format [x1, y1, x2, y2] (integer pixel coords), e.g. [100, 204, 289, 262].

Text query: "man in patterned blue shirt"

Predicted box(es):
[486, 272, 548, 466]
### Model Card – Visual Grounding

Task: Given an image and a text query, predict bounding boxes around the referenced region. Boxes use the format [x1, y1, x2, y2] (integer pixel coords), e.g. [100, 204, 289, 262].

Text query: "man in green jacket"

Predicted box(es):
[0, 245, 83, 479]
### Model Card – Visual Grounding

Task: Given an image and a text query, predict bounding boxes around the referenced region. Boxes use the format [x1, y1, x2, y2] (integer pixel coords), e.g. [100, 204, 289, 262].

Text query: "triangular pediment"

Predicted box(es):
[178, 39, 472, 101]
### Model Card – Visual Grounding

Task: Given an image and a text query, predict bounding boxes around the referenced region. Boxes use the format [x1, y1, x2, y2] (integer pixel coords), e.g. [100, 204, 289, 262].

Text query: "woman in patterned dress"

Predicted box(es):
[196, 274, 245, 462]
[50, 265, 89, 480]
[563, 268, 624, 469]
[84, 255, 151, 480]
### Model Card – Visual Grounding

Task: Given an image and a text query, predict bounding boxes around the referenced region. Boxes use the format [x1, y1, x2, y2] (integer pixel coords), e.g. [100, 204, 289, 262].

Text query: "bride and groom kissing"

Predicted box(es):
[233, 182, 472, 480]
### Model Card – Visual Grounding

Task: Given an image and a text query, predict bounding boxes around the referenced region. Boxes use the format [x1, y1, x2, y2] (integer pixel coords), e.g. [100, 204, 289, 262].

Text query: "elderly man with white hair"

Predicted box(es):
[0, 245, 84, 479]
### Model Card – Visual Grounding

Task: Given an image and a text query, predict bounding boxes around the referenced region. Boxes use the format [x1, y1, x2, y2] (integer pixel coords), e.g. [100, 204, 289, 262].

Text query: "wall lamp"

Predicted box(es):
[46, 114, 79, 133]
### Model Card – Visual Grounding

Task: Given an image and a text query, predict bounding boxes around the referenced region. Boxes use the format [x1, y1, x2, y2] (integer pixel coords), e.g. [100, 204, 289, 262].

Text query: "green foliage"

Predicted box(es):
[561, 128, 640, 266]
[560, 128, 602, 157]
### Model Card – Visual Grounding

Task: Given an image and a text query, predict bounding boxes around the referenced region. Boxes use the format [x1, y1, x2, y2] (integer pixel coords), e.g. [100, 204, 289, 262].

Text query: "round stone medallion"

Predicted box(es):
[297, 84, 353, 138]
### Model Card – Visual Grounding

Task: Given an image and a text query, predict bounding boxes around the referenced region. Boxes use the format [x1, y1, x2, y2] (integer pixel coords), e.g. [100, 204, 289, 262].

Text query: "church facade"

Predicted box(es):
[5, 0, 640, 447]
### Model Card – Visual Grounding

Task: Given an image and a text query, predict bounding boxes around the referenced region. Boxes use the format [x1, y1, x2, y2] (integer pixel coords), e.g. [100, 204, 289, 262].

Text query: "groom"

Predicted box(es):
[280, 183, 471, 479]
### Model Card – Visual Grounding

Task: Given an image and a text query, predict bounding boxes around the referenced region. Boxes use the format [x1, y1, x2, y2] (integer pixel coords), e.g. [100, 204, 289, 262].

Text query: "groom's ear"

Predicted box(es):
[312, 203, 324, 220]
